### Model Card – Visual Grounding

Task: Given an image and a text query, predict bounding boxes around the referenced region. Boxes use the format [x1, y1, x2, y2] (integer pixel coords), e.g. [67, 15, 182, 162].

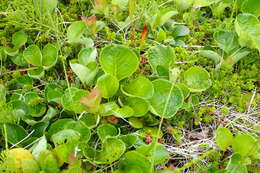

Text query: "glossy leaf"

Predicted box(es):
[78, 48, 97, 66]
[136, 143, 169, 164]
[23, 45, 42, 66]
[44, 84, 64, 104]
[232, 134, 257, 156]
[147, 45, 175, 76]
[215, 127, 233, 151]
[118, 151, 152, 173]
[100, 45, 139, 80]
[123, 97, 149, 117]
[96, 74, 119, 98]
[42, 44, 58, 69]
[61, 87, 88, 114]
[129, 117, 143, 128]
[183, 66, 212, 92]
[122, 76, 154, 99]
[70, 60, 97, 84]
[12, 31, 28, 48]
[241, 0, 260, 17]
[5, 123, 28, 145]
[235, 13, 260, 52]
[149, 79, 184, 118]
[97, 124, 118, 141]
[214, 30, 239, 54]
[67, 21, 86, 43]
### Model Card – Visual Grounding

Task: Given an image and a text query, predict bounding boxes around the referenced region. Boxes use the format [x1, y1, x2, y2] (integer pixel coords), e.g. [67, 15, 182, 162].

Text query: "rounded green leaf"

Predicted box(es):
[122, 76, 154, 99]
[70, 60, 97, 84]
[118, 151, 152, 173]
[23, 44, 42, 66]
[94, 138, 126, 164]
[183, 66, 212, 92]
[42, 44, 58, 69]
[67, 21, 86, 43]
[61, 87, 89, 114]
[96, 74, 119, 98]
[119, 134, 138, 148]
[78, 47, 97, 66]
[80, 113, 100, 129]
[51, 129, 80, 145]
[11, 53, 27, 66]
[232, 134, 257, 156]
[215, 127, 233, 151]
[28, 66, 45, 79]
[100, 45, 139, 80]
[235, 13, 260, 52]
[129, 117, 143, 128]
[12, 31, 28, 48]
[136, 143, 169, 165]
[147, 45, 175, 76]
[123, 97, 149, 117]
[241, 0, 260, 17]
[149, 79, 184, 118]
[21, 158, 40, 173]
[97, 124, 118, 141]
[5, 123, 28, 145]
[176, 83, 190, 99]
[44, 84, 64, 104]
[48, 119, 91, 142]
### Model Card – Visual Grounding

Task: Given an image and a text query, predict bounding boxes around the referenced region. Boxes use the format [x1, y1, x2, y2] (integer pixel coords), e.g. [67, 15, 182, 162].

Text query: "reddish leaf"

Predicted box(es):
[141, 24, 148, 45]
[107, 115, 118, 125]
[80, 87, 102, 112]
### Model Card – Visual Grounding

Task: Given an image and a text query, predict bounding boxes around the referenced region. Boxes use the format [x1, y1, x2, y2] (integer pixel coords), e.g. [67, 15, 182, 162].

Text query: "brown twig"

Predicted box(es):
[0, 67, 37, 75]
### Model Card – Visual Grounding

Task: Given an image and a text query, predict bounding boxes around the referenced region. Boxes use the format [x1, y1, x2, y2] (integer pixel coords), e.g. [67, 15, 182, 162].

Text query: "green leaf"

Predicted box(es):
[33, 0, 58, 13]
[123, 97, 149, 117]
[42, 44, 58, 69]
[4, 47, 19, 56]
[5, 123, 28, 145]
[214, 30, 239, 54]
[119, 134, 138, 148]
[27, 66, 45, 79]
[129, 117, 143, 128]
[100, 44, 139, 80]
[78, 47, 97, 66]
[11, 53, 27, 66]
[31, 136, 47, 160]
[97, 124, 118, 141]
[70, 60, 97, 84]
[0, 84, 6, 105]
[51, 129, 81, 145]
[225, 153, 248, 173]
[96, 74, 119, 98]
[12, 31, 28, 48]
[176, 83, 190, 99]
[154, 8, 178, 27]
[80, 113, 100, 129]
[149, 79, 184, 118]
[23, 45, 42, 66]
[174, 0, 194, 11]
[88, 138, 126, 164]
[61, 87, 89, 114]
[172, 25, 190, 37]
[193, 0, 216, 7]
[136, 143, 169, 165]
[232, 134, 257, 156]
[21, 158, 40, 173]
[37, 150, 59, 173]
[215, 127, 233, 151]
[147, 45, 175, 76]
[67, 21, 86, 43]
[241, 0, 260, 17]
[183, 66, 212, 92]
[118, 151, 152, 173]
[121, 76, 154, 99]
[44, 84, 64, 104]
[198, 50, 222, 65]
[48, 119, 91, 142]
[235, 13, 260, 52]
[24, 92, 46, 117]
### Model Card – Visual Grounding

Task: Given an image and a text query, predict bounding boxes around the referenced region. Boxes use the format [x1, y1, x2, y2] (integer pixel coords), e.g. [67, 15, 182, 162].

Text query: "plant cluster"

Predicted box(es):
[0, 0, 259, 173]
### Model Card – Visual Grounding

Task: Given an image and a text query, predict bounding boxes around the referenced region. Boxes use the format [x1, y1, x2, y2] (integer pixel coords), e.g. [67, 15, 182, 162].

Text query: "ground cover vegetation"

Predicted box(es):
[0, 0, 259, 172]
